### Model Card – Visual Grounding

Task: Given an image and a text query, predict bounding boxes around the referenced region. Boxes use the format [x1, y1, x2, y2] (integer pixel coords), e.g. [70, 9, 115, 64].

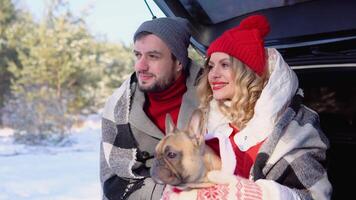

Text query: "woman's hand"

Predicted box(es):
[160, 171, 262, 200]
[206, 170, 262, 200]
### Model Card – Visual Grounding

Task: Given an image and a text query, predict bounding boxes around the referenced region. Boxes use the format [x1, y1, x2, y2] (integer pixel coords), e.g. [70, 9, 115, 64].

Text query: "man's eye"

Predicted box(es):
[149, 54, 159, 59]
[167, 152, 176, 159]
[134, 53, 141, 59]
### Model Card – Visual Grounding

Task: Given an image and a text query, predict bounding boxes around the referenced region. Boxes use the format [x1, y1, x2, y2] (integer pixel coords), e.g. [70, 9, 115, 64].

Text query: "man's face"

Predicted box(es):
[133, 34, 182, 92]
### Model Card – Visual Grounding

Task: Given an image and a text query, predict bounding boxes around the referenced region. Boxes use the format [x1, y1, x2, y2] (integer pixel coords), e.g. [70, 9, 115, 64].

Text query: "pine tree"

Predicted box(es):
[0, 0, 17, 117]
[1, 0, 134, 145]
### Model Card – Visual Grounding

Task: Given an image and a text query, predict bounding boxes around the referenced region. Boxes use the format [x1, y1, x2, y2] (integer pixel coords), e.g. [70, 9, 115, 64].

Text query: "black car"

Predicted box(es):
[151, 0, 356, 199]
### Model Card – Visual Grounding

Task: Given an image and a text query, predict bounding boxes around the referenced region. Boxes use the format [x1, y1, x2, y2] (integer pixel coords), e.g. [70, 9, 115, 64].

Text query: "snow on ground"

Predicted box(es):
[0, 114, 102, 200]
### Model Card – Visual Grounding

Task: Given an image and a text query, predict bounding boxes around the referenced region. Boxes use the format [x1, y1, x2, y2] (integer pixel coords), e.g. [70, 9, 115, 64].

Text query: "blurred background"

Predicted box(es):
[0, 0, 168, 199]
[0, 1, 203, 199]
[0, 0, 164, 145]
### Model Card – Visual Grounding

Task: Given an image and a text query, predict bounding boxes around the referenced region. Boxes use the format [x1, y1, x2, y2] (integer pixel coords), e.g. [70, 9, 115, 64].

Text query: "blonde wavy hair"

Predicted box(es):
[197, 55, 269, 129]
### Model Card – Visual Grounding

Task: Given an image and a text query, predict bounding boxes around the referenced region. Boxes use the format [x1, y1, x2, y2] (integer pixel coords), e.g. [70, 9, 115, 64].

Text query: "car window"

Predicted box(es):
[296, 66, 356, 199]
[298, 67, 356, 140]
[180, 0, 312, 24]
[305, 86, 356, 135]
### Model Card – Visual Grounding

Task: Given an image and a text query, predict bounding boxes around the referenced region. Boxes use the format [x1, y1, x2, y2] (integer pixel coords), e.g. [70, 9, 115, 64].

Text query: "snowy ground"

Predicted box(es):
[0, 115, 102, 200]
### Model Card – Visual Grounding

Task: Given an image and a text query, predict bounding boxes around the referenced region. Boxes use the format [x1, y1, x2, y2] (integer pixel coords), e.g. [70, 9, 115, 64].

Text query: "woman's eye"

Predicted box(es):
[222, 63, 230, 68]
[167, 152, 176, 159]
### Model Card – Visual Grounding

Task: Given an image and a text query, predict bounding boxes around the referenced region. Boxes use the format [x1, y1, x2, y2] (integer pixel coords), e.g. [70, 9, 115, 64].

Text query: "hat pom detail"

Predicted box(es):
[238, 15, 270, 38]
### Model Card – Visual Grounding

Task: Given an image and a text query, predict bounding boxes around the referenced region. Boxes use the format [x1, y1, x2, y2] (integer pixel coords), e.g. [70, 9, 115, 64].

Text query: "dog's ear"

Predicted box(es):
[165, 113, 176, 134]
[187, 109, 206, 146]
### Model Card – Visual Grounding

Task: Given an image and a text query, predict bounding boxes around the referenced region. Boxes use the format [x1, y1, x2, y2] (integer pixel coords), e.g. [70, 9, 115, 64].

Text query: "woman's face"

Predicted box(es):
[207, 52, 235, 101]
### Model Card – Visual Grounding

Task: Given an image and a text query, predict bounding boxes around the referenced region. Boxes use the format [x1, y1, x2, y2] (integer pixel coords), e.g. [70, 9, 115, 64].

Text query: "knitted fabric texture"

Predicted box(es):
[134, 17, 191, 69]
[207, 15, 270, 76]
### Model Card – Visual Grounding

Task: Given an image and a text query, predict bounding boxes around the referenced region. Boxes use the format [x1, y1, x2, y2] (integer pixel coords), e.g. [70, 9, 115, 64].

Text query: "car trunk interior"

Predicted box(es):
[296, 66, 356, 199]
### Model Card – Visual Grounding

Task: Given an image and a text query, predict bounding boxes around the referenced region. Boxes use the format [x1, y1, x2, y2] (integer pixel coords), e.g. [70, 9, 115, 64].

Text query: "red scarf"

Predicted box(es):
[206, 124, 265, 178]
[228, 125, 264, 178]
[144, 74, 187, 134]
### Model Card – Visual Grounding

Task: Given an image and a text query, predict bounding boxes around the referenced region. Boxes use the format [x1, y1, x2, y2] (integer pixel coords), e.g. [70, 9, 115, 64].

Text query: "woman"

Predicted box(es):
[163, 15, 332, 200]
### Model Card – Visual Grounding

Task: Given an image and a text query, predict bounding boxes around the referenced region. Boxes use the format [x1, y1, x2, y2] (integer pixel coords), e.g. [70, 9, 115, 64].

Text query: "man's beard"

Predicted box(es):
[138, 74, 176, 93]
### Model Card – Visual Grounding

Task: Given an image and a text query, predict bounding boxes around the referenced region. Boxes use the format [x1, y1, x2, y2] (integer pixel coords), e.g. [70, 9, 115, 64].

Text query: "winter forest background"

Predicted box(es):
[0, 0, 203, 199]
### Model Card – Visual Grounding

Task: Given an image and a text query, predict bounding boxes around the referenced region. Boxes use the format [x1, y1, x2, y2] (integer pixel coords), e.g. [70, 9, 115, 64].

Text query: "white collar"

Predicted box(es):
[234, 48, 299, 151]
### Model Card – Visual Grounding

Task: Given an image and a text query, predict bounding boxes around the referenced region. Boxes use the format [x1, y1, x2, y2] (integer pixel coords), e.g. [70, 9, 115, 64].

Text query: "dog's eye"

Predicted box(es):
[167, 152, 176, 159]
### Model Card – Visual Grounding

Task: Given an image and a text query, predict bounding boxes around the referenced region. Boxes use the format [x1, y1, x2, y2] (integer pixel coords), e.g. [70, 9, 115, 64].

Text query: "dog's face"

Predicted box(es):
[150, 110, 216, 187]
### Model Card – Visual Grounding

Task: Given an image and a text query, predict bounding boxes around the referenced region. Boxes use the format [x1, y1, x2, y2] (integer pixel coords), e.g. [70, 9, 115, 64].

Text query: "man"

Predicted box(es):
[100, 17, 201, 200]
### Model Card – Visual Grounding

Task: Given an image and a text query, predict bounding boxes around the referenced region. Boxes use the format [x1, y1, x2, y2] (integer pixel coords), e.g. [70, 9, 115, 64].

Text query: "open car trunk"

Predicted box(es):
[154, 0, 356, 65]
[153, 0, 356, 199]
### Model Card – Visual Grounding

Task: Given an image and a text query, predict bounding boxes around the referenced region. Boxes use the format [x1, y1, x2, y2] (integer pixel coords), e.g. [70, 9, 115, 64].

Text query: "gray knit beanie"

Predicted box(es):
[134, 17, 191, 69]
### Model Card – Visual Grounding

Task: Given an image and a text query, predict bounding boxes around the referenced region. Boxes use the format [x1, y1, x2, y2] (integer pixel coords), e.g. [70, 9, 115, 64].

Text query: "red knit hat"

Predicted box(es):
[207, 15, 270, 76]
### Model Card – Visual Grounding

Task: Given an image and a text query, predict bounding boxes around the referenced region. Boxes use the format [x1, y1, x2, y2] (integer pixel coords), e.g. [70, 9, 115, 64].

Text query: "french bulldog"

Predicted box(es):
[150, 109, 221, 189]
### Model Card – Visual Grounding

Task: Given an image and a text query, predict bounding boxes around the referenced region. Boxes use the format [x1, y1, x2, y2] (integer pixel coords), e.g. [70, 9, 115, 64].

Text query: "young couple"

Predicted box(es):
[100, 15, 331, 200]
